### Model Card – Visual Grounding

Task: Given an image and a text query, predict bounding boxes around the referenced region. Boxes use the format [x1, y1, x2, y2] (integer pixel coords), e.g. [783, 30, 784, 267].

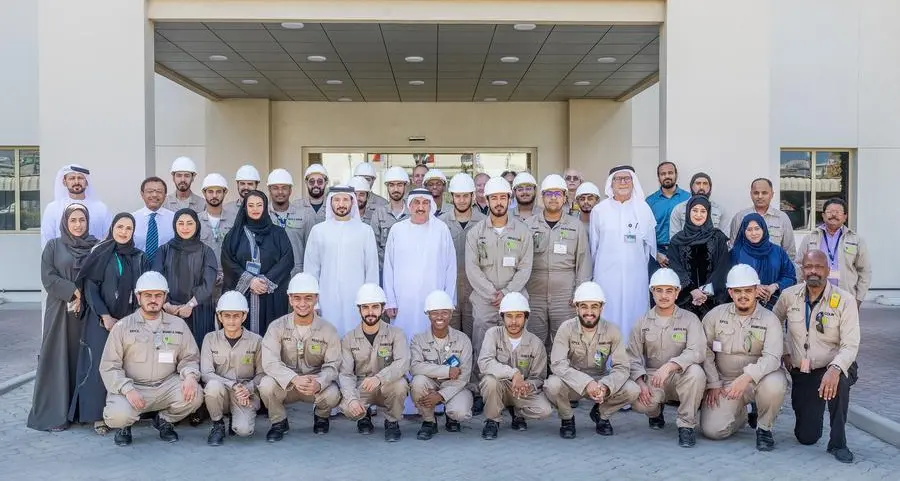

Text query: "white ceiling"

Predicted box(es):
[154, 22, 660, 102]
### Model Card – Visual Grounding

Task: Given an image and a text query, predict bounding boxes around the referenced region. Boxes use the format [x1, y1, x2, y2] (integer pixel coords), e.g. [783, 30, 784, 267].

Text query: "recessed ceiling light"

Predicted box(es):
[491, 80, 508, 86]
[513, 24, 537, 31]
[597, 56, 617, 63]
[573, 80, 591, 86]
[307, 55, 327, 62]
[241, 79, 259, 85]
[337, 97, 352, 102]
[483, 97, 497, 102]
[405, 56, 424, 63]
[281, 22, 305, 29]
[500, 56, 519, 63]
[408, 80, 425, 86]
[208, 55, 228, 61]
[325, 79, 343, 85]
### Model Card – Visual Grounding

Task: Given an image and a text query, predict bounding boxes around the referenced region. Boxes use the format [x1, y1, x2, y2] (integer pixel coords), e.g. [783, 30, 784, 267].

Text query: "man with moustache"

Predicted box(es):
[298, 164, 330, 223]
[198, 173, 234, 289]
[669, 172, 730, 237]
[474, 172, 490, 216]
[267, 168, 317, 275]
[41, 164, 111, 247]
[571, 182, 600, 230]
[510, 172, 542, 221]
[728, 178, 795, 255]
[164, 156, 205, 213]
[339, 284, 410, 442]
[412, 164, 429, 189]
[563, 168, 584, 217]
[646, 162, 690, 273]
[773, 250, 860, 463]
[423, 169, 449, 216]
[132, 177, 175, 264]
[353, 162, 388, 207]
[369, 166, 410, 271]
[349, 176, 378, 226]
[223, 165, 261, 219]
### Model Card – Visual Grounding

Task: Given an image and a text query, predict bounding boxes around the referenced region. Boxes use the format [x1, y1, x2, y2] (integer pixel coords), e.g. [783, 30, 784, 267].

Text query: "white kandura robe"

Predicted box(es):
[41, 198, 111, 248]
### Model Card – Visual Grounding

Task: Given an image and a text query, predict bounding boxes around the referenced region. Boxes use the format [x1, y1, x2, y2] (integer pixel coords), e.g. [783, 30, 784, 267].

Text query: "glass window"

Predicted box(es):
[0, 148, 40, 232]
[779, 149, 850, 231]
[0, 149, 15, 231]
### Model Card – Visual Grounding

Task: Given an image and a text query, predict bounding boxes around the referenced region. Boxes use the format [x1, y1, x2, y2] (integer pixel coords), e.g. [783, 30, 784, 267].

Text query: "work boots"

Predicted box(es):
[153, 415, 179, 443]
[384, 420, 402, 442]
[678, 427, 696, 448]
[266, 419, 289, 442]
[482, 419, 499, 440]
[595, 418, 614, 436]
[508, 406, 527, 431]
[756, 428, 775, 452]
[313, 415, 330, 434]
[649, 411, 666, 430]
[444, 417, 461, 433]
[559, 417, 576, 439]
[207, 419, 226, 446]
[114, 426, 132, 446]
[416, 421, 438, 440]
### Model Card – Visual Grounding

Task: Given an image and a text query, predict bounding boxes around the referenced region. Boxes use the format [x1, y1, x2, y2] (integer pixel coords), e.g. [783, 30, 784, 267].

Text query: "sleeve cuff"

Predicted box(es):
[706, 381, 723, 389]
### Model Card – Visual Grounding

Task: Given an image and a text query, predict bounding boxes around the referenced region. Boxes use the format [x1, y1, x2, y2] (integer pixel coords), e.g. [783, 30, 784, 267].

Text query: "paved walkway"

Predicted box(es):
[0, 302, 41, 383]
[852, 304, 900, 423]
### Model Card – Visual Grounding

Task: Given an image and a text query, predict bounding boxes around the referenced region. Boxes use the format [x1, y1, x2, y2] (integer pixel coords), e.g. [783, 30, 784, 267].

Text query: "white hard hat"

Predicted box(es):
[304, 164, 329, 179]
[216, 291, 249, 312]
[540, 174, 567, 192]
[512, 172, 538, 189]
[726, 264, 761, 288]
[423, 290, 455, 313]
[575, 181, 601, 198]
[649, 268, 681, 289]
[354, 162, 377, 178]
[423, 169, 447, 184]
[383, 166, 409, 184]
[483, 177, 513, 197]
[134, 271, 169, 293]
[348, 176, 371, 193]
[573, 281, 606, 304]
[356, 283, 387, 305]
[235, 165, 261, 182]
[448, 173, 476, 193]
[266, 168, 294, 187]
[170, 156, 197, 174]
[287, 272, 320, 295]
[499, 292, 530, 314]
[202, 173, 228, 190]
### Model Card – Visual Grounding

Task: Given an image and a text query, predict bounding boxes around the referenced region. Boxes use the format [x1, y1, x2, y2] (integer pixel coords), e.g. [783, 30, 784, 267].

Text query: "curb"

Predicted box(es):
[0, 370, 36, 396]
[849, 404, 900, 447]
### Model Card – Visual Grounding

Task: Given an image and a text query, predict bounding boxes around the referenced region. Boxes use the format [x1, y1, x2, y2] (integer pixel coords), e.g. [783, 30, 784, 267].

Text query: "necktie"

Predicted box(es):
[146, 212, 158, 263]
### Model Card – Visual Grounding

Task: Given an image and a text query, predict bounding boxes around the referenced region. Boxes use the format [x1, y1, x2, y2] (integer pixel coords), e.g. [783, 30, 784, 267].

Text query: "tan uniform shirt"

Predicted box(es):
[524, 213, 591, 297]
[359, 201, 378, 227]
[701, 303, 783, 389]
[464, 216, 534, 299]
[409, 328, 473, 401]
[510, 204, 543, 222]
[165, 192, 206, 213]
[269, 201, 318, 274]
[100, 312, 201, 395]
[262, 313, 342, 390]
[728, 205, 796, 257]
[338, 321, 410, 403]
[198, 209, 235, 271]
[438, 208, 486, 287]
[478, 326, 547, 391]
[773, 283, 860, 375]
[796, 225, 872, 301]
[550, 318, 629, 395]
[297, 197, 327, 224]
[200, 329, 264, 391]
[370, 204, 409, 268]
[627, 307, 707, 380]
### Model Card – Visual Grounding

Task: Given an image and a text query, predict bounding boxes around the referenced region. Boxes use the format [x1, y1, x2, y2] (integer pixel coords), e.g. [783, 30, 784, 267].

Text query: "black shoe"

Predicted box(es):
[472, 396, 484, 416]
[357, 415, 374, 435]
[748, 403, 759, 429]
[417, 421, 438, 440]
[114, 427, 132, 446]
[153, 415, 179, 443]
[482, 419, 499, 440]
[445, 417, 461, 433]
[266, 419, 289, 443]
[589, 403, 601, 424]
[559, 417, 576, 439]
[827, 446, 854, 464]
[678, 427, 696, 448]
[313, 415, 329, 434]
[189, 404, 207, 427]
[649, 411, 666, 430]
[595, 418, 614, 436]
[511, 415, 528, 431]
[756, 428, 775, 451]
[570, 400, 580, 409]
[228, 416, 235, 436]
[384, 420, 401, 442]
[207, 420, 226, 446]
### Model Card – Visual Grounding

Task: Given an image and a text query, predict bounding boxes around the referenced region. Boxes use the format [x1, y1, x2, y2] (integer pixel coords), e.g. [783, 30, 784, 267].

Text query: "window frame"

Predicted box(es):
[779, 148, 854, 234]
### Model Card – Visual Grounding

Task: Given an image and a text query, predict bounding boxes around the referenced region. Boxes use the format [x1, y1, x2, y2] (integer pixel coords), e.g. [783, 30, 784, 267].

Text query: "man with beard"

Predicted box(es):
[438, 173, 486, 336]
[563, 168, 584, 216]
[545, 282, 640, 439]
[298, 164, 330, 223]
[669, 172, 730, 238]
[132, 177, 175, 264]
[339, 284, 410, 442]
[571, 181, 600, 229]
[223, 165, 261, 220]
[510, 172, 542, 220]
[524, 174, 591, 351]
[628, 268, 706, 447]
[728, 178, 795, 255]
[198, 174, 234, 289]
[474, 172, 490, 216]
[700, 264, 786, 451]
[369, 166, 410, 271]
[100, 272, 203, 446]
[349, 176, 378, 226]
[304, 186, 379, 336]
[412, 164, 429, 189]
[423, 169, 448, 216]
[354, 162, 388, 207]
[164, 156, 205, 213]
[646, 162, 690, 273]
[41, 164, 111, 247]
[773, 250, 860, 463]
[267, 169, 317, 275]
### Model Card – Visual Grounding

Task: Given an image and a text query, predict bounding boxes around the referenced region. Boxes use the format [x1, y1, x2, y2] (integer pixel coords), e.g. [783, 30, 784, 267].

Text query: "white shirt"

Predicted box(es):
[40, 197, 111, 248]
[131, 206, 176, 252]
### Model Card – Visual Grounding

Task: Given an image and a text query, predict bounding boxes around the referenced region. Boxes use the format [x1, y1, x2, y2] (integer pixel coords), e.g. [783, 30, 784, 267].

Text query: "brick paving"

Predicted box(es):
[0, 302, 41, 383]
[852, 304, 900, 423]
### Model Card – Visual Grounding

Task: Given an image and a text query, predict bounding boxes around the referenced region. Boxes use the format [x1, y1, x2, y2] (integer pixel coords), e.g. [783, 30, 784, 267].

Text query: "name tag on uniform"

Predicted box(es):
[503, 256, 516, 267]
[712, 340, 722, 352]
[158, 351, 175, 363]
[553, 243, 567, 255]
[245, 261, 261, 275]
[844, 244, 858, 255]
[624, 234, 636, 243]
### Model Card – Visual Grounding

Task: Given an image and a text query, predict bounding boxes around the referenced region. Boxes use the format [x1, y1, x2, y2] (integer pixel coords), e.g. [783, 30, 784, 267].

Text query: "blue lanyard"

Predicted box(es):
[823, 230, 843, 264]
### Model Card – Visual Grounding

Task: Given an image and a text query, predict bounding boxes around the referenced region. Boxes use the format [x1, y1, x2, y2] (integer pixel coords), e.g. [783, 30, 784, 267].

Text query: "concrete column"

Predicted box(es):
[39, 0, 155, 215]
[568, 99, 634, 184]
[206, 99, 271, 204]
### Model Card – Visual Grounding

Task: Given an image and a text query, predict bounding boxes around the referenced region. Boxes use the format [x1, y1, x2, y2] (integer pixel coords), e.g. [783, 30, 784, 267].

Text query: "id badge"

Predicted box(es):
[158, 351, 175, 364]
[800, 358, 811, 373]
[245, 261, 261, 275]
[624, 234, 637, 243]
[553, 242, 567, 255]
[503, 256, 516, 267]
[445, 354, 461, 367]
[712, 340, 722, 352]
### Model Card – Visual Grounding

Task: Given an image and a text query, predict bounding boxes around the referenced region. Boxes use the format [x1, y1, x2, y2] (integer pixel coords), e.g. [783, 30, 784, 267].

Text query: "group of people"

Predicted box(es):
[26, 158, 868, 464]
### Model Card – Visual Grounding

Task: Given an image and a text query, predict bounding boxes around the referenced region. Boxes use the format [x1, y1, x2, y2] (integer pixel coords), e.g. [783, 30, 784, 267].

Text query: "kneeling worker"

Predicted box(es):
[545, 281, 639, 439]
[100, 272, 203, 446]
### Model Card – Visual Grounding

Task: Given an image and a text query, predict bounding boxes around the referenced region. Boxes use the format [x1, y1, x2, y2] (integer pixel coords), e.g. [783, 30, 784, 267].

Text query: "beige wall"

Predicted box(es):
[155, 75, 208, 193]
[568, 99, 633, 185]
[206, 98, 272, 202]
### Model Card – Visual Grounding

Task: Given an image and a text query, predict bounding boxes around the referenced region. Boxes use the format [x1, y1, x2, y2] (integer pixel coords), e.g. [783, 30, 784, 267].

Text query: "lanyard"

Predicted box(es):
[114, 253, 123, 276]
[823, 230, 843, 264]
[243, 227, 260, 262]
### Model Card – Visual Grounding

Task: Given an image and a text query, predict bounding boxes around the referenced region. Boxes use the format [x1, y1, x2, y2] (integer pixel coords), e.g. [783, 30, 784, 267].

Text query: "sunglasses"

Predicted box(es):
[307, 179, 326, 186]
[565, 175, 581, 182]
[815, 312, 826, 334]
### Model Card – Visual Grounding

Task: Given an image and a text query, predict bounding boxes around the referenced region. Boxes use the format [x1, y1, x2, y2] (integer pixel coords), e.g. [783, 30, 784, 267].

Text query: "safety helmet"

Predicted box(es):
[512, 172, 538, 189]
[483, 177, 513, 197]
[134, 271, 169, 293]
[649, 268, 681, 289]
[266, 168, 294, 187]
[201, 173, 228, 190]
[356, 283, 387, 305]
[575, 182, 601, 199]
[423, 169, 448, 184]
[216, 291, 249, 312]
[726, 264, 761, 288]
[383, 166, 409, 184]
[423, 290, 455, 313]
[287, 272, 320, 295]
[348, 176, 371, 193]
[235, 165, 261, 182]
[354, 163, 377, 178]
[540, 174, 567, 193]
[170, 156, 197, 174]
[573, 281, 606, 304]
[304, 164, 329, 179]
[448, 173, 476, 193]
[499, 292, 530, 314]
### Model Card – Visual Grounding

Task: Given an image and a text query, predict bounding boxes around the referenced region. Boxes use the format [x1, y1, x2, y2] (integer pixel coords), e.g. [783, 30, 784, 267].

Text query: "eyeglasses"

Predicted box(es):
[565, 175, 581, 182]
[612, 176, 633, 184]
[307, 179, 325, 186]
[815, 312, 825, 334]
[543, 191, 565, 199]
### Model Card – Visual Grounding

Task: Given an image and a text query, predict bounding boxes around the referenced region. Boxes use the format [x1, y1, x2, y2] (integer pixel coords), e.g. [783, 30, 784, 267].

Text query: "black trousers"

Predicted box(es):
[790, 362, 858, 449]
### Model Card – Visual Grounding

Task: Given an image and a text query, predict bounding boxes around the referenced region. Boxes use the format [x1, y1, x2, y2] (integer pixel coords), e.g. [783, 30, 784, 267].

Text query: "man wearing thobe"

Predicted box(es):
[349, 176, 378, 226]
[510, 172, 542, 221]
[198, 173, 235, 290]
[354, 162, 388, 207]
[474, 172, 490, 216]
[40, 164, 111, 248]
[304, 186, 379, 336]
[646, 161, 691, 274]
[132, 176, 175, 264]
[297, 164, 330, 224]
[563, 168, 584, 217]
[267, 168, 317, 276]
[164, 156, 205, 213]
[728, 178, 796, 256]
[370, 166, 410, 271]
[571, 181, 601, 230]
[223, 165, 261, 220]
[423, 169, 448, 216]
[669, 172, 730, 238]
[589, 166, 657, 342]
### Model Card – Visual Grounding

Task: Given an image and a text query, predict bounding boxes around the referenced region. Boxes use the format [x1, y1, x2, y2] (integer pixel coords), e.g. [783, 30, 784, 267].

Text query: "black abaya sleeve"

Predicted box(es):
[709, 232, 733, 304]
[150, 245, 168, 273]
[41, 239, 76, 303]
[192, 245, 218, 304]
[85, 279, 110, 318]
[261, 228, 295, 286]
[221, 233, 248, 291]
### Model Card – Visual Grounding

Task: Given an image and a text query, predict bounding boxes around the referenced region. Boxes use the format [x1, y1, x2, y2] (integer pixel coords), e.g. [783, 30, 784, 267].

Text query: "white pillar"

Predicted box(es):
[659, 0, 774, 214]
[39, 0, 155, 215]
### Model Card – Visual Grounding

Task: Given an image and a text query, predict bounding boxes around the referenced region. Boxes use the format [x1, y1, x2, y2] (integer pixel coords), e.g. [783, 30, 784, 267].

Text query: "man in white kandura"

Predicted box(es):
[41, 164, 111, 248]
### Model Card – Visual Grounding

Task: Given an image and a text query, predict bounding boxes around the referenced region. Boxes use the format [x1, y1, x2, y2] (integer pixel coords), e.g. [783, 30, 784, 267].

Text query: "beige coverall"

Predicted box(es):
[198, 209, 235, 295]
[477, 326, 553, 422]
[524, 214, 591, 349]
[627, 308, 707, 428]
[545, 318, 639, 420]
[700, 303, 787, 439]
[438, 208, 486, 334]
[269, 201, 318, 276]
[338, 321, 411, 423]
[409, 327, 474, 423]
[296, 197, 327, 224]
[164, 192, 206, 213]
[258, 314, 342, 420]
[200, 329, 264, 436]
[369, 204, 409, 270]
[100, 312, 204, 428]
[510, 204, 543, 222]
[796, 225, 872, 302]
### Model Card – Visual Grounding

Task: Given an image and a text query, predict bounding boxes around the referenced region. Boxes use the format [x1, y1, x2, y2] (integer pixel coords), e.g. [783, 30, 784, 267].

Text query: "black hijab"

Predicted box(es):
[77, 212, 141, 283]
[59, 203, 98, 271]
[670, 195, 715, 248]
[224, 190, 274, 254]
[169, 209, 203, 254]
